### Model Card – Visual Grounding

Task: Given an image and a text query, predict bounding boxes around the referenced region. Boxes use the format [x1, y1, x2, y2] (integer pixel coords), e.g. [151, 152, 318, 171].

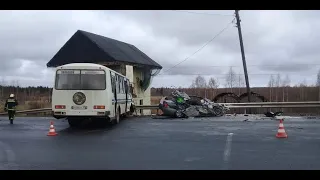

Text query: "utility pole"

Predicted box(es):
[235, 10, 251, 103]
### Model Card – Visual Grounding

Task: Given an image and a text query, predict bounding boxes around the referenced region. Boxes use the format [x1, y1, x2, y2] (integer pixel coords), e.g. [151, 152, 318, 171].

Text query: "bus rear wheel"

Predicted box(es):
[113, 108, 120, 124]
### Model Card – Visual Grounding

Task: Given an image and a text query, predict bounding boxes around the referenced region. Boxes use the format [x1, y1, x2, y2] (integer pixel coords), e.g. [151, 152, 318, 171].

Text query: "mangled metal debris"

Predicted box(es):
[158, 90, 230, 118]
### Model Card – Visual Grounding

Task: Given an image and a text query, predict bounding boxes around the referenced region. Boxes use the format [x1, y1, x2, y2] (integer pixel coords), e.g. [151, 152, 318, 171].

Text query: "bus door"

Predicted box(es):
[110, 72, 117, 117]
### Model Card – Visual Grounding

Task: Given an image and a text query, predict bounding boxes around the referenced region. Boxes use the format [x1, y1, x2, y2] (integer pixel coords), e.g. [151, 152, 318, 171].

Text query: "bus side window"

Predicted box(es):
[110, 74, 115, 93]
[121, 77, 125, 93]
[124, 80, 128, 93]
[124, 79, 127, 93]
[119, 77, 123, 94]
[116, 75, 120, 93]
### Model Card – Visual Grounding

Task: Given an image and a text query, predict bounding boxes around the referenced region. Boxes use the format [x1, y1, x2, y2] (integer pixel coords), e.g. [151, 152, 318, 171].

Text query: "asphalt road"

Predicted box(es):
[0, 115, 320, 170]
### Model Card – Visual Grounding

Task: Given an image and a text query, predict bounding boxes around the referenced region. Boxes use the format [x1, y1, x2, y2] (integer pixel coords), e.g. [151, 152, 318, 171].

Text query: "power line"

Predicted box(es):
[159, 18, 235, 75]
[210, 64, 320, 67]
[156, 73, 320, 77]
[170, 10, 234, 17]
[161, 63, 320, 69]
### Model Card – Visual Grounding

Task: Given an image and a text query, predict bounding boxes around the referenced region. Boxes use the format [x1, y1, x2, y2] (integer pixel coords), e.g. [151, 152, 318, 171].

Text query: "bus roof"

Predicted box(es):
[57, 63, 128, 79]
[57, 63, 104, 68]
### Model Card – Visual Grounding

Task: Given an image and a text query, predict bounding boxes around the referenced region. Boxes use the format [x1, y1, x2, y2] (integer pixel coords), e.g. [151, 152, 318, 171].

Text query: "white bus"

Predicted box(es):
[51, 63, 135, 127]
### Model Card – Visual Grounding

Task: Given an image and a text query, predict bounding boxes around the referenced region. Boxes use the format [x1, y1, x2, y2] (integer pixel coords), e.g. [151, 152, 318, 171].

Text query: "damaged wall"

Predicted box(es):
[132, 66, 151, 115]
[103, 63, 152, 115]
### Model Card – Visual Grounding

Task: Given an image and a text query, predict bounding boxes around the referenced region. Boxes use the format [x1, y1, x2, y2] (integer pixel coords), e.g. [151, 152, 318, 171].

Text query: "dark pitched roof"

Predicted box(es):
[46, 30, 162, 69]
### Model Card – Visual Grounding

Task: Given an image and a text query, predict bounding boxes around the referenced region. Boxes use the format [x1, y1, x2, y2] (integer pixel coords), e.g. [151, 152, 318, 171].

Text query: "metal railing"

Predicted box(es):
[221, 101, 320, 106]
[226, 104, 320, 108]
[1, 101, 320, 115]
[135, 103, 320, 109]
[0, 108, 51, 116]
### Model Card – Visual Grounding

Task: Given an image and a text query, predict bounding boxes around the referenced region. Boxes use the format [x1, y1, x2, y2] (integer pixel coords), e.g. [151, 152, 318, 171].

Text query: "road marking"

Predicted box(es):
[184, 157, 202, 162]
[0, 141, 17, 170]
[221, 133, 233, 170]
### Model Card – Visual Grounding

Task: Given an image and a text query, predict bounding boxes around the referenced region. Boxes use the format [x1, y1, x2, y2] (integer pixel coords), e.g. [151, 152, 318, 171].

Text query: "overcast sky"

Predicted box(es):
[0, 10, 319, 88]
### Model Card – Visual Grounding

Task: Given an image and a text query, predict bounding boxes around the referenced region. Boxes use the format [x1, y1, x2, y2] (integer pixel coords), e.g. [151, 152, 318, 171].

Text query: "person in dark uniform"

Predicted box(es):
[4, 94, 18, 124]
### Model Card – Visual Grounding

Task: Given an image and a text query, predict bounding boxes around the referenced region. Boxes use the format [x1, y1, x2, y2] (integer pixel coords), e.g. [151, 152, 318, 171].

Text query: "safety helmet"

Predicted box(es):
[9, 94, 14, 98]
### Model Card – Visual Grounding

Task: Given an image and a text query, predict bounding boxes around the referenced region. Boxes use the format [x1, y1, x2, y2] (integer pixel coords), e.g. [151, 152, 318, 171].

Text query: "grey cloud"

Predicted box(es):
[0, 59, 22, 75]
[110, 10, 235, 47]
[0, 11, 74, 63]
[1, 10, 320, 88]
[162, 66, 224, 76]
[256, 63, 315, 73]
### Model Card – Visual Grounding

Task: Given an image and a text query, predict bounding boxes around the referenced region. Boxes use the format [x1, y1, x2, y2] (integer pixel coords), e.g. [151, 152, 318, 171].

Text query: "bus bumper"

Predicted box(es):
[52, 111, 111, 119]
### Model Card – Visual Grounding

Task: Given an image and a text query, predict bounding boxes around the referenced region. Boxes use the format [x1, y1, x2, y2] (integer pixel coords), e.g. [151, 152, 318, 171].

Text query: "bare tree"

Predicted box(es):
[0, 77, 7, 98]
[15, 80, 20, 99]
[10, 80, 15, 86]
[299, 79, 307, 101]
[207, 77, 219, 89]
[225, 67, 237, 92]
[208, 77, 219, 98]
[275, 74, 281, 101]
[237, 74, 245, 87]
[0, 77, 6, 86]
[300, 79, 307, 87]
[317, 69, 320, 86]
[281, 75, 291, 102]
[48, 88, 52, 103]
[190, 75, 207, 88]
[236, 74, 245, 95]
[0, 77, 3, 98]
[284, 75, 291, 87]
[317, 69, 320, 100]
[268, 75, 275, 102]
[24, 87, 27, 102]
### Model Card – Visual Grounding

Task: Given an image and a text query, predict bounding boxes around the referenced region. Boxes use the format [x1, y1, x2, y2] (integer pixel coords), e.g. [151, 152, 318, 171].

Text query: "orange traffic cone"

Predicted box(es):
[47, 121, 58, 136]
[276, 119, 287, 138]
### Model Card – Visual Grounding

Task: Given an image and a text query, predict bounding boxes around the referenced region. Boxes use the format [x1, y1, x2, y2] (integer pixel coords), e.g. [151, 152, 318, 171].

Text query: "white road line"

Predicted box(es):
[221, 133, 233, 170]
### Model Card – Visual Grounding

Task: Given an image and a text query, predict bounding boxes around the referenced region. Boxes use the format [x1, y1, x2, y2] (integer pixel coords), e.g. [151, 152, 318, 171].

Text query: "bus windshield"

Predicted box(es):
[55, 69, 106, 90]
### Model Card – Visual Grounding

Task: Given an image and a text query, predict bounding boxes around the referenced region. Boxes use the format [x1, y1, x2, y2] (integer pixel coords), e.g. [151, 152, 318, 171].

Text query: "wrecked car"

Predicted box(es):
[158, 90, 229, 118]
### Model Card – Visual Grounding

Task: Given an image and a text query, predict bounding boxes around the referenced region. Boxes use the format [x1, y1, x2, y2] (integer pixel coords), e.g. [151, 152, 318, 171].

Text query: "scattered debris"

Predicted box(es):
[151, 116, 174, 119]
[307, 116, 316, 119]
[264, 111, 283, 118]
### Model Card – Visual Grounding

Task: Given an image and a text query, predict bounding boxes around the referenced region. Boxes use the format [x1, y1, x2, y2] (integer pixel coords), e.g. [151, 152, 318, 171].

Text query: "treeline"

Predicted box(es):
[151, 86, 320, 102]
[0, 86, 52, 112]
[1, 82, 320, 114]
[151, 86, 320, 115]
[152, 70, 320, 102]
[150, 69, 320, 115]
[0, 85, 52, 101]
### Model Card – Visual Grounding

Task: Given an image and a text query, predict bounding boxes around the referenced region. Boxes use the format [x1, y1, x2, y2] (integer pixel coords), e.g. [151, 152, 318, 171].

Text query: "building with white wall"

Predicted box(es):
[46, 30, 162, 115]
